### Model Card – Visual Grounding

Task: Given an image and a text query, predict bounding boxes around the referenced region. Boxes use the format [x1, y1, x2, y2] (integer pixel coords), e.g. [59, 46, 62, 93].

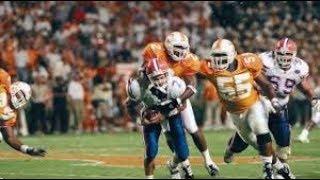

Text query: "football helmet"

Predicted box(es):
[274, 38, 297, 70]
[10, 81, 31, 109]
[164, 31, 190, 61]
[209, 39, 237, 70]
[145, 58, 171, 89]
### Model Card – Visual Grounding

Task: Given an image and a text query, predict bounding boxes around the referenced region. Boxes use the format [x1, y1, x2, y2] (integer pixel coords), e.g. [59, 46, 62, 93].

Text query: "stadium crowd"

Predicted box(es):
[0, 1, 319, 135]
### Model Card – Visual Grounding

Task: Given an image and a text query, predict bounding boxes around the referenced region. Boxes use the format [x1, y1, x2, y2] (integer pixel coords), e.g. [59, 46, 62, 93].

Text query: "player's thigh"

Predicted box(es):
[247, 100, 270, 136]
[181, 99, 198, 134]
[229, 112, 257, 148]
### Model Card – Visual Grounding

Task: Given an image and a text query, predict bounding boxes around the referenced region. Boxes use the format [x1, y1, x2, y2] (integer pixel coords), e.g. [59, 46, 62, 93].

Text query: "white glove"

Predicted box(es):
[260, 96, 276, 114]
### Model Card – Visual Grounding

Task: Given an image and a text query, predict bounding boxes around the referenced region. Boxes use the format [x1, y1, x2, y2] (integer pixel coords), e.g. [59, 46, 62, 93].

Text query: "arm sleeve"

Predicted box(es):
[182, 56, 201, 77]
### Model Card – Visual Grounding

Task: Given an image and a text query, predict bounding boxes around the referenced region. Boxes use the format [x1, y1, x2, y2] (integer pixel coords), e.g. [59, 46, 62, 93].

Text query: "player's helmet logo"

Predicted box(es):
[209, 39, 237, 70]
[274, 38, 297, 70]
[145, 58, 171, 89]
[164, 31, 190, 62]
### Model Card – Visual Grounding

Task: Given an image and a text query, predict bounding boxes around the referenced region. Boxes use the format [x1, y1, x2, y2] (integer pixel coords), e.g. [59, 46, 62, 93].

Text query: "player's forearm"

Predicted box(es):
[0, 128, 23, 152]
[1, 127, 46, 156]
[255, 74, 276, 100]
[298, 79, 316, 101]
[180, 75, 197, 102]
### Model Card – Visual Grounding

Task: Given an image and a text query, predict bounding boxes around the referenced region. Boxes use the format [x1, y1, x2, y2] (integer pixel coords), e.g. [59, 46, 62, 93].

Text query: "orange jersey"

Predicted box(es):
[0, 68, 11, 92]
[200, 53, 263, 113]
[142, 42, 200, 77]
[203, 80, 219, 101]
[0, 86, 16, 127]
[0, 69, 15, 127]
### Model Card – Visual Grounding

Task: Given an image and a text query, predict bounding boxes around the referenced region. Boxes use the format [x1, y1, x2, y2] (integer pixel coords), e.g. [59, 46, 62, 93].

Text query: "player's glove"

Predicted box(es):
[312, 98, 320, 113]
[21, 145, 47, 157]
[260, 96, 276, 114]
[160, 98, 182, 109]
[158, 98, 184, 117]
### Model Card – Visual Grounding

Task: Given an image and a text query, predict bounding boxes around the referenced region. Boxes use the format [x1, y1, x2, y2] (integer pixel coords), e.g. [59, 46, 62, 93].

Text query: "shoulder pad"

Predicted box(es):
[126, 78, 141, 101]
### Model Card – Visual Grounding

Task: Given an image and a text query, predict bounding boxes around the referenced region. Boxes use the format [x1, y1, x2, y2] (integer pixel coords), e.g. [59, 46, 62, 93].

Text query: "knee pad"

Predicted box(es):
[276, 146, 291, 161]
[256, 133, 272, 155]
[257, 133, 272, 146]
[229, 132, 249, 153]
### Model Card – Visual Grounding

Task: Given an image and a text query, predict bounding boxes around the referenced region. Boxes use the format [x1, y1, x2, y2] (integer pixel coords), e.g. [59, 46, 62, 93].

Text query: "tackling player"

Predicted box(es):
[141, 32, 219, 176]
[0, 69, 46, 157]
[223, 38, 320, 178]
[199, 39, 292, 179]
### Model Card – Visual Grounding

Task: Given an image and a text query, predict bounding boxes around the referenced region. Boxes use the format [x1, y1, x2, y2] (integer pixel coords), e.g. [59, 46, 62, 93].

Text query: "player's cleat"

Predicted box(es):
[166, 160, 181, 179]
[205, 162, 220, 177]
[224, 149, 234, 163]
[276, 163, 295, 179]
[181, 164, 194, 179]
[263, 163, 274, 179]
[296, 134, 310, 143]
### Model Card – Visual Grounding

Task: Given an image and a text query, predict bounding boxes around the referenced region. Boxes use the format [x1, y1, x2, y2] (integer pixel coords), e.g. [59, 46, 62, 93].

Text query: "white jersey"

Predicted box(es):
[126, 75, 186, 117]
[259, 51, 309, 106]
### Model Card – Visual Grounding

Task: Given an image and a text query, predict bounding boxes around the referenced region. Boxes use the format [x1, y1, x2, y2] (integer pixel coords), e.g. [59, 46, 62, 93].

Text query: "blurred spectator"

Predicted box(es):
[29, 72, 52, 135]
[14, 43, 29, 82]
[202, 80, 223, 130]
[67, 72, 85, 132]
[0, 1, 318, 135]
[92, 76, 113, 132]
[50, 76, 69, 134]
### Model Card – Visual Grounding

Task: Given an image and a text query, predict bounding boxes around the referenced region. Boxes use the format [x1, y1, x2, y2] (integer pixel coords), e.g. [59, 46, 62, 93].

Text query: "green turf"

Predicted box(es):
[0, 128, 319, 179]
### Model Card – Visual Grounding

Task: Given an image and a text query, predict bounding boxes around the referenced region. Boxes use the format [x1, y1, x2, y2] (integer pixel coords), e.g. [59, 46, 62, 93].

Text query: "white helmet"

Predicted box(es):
[209, 39, 237, 70]
[164, 31, 190, 61]
[10, 81, 31, 109]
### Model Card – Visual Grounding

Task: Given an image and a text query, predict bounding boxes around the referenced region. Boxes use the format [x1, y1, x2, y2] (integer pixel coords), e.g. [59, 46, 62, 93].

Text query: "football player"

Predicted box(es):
[200, 39, 292, 179]
[260, 38, 320, 160]
[223, 38, 320, 178]
[126, 58, 193, 179]
[141, 32, 219, 177]
[0, 69, 46, 157]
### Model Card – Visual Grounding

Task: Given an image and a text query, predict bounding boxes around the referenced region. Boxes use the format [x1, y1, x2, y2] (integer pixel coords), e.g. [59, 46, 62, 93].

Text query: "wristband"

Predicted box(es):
[20, 145, 30, 153]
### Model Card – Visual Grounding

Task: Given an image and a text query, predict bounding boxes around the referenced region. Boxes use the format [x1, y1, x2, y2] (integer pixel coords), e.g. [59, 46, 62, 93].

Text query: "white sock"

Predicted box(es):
[201, 149, 213, 164]
[272, 158, 284, 170]
[260, 155, 273, 164]
[301, 128, 309, 137]
[145, 175, 154, 179]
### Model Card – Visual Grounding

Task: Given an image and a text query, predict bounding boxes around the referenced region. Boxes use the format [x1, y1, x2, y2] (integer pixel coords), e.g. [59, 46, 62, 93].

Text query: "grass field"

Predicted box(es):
[0, 128, 319, 179]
